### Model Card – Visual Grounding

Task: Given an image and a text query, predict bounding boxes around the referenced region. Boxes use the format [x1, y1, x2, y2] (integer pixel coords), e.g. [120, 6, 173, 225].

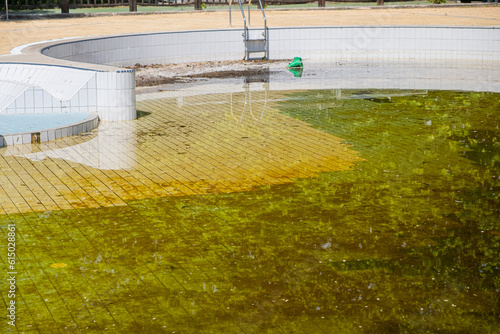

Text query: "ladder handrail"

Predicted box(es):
[237, 0, 248, 39]
[257, 0, 267, 49]
[232, 0, 268, 60]
[231, 0, 266, 32]
[257, 0, 267, 32]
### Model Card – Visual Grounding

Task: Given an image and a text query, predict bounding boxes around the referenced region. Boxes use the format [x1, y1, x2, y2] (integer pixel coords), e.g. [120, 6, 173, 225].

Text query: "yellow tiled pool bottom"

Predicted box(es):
[0, 90, 361, 216]
[2, 87, 500, 334]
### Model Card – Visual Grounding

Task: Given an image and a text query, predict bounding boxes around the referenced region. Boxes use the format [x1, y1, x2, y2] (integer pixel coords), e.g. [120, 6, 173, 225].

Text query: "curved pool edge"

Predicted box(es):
[0, 112, 99, 147]
[0, 25, 499, 146]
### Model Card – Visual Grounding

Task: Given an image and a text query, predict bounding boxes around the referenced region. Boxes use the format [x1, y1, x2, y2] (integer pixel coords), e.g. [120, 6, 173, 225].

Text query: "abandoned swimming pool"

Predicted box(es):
[1, 67, 499, 332]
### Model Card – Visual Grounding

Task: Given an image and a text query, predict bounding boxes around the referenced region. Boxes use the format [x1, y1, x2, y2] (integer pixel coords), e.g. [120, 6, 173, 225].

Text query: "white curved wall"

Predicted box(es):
[42, 30, 244, 67]
[41, 26, 500, 67]
[0, 63, 136, 121]
[1, 26, 499, 128]
[270, 26, 499, 62]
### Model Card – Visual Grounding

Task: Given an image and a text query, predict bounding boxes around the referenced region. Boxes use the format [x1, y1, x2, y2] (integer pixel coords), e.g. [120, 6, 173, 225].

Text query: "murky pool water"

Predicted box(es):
[2, 87, 499, 333]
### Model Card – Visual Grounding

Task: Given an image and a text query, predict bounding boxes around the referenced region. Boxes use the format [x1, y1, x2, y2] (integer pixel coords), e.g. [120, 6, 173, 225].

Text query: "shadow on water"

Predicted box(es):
[136, 110, 152, 119]
[244, 68, 271, 83]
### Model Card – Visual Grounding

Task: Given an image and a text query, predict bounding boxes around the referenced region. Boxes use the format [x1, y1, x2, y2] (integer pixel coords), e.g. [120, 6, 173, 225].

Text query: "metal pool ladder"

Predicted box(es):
[229, 0, 268, 60]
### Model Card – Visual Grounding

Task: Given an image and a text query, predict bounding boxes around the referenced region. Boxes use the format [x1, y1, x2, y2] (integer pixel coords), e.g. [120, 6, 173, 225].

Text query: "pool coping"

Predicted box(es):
[0, 112, 99, 147]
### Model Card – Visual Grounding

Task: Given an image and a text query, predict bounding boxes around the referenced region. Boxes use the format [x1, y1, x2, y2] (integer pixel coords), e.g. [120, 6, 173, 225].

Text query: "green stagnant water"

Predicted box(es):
[2, 89, 500, 333]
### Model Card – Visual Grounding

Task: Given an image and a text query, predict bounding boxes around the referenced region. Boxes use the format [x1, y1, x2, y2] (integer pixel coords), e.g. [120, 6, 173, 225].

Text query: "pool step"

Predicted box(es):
[234, 0, 268, 60]
[0, 112, 99, 147]
[244, 36, 268, 60]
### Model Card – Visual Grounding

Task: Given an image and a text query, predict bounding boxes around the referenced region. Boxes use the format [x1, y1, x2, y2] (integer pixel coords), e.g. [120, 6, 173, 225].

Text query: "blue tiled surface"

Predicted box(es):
[0, 112, 90, 135]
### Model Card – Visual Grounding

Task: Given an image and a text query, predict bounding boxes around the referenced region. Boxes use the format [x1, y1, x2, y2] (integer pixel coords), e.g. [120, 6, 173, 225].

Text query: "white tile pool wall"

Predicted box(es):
[42, 30, 244, 66]
[94, 70, 136, 121]
[1, 26, 498, 130]
[41, 26, 500, 67]
[269, 26, 499, 62]
[0, 113, 99, 147]
[0, 63, 136, 121]
[0, 64, 97, 115]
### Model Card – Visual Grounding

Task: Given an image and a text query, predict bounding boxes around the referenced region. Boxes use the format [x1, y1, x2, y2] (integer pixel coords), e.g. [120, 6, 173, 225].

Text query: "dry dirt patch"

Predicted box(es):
[129, 59, 288, 87]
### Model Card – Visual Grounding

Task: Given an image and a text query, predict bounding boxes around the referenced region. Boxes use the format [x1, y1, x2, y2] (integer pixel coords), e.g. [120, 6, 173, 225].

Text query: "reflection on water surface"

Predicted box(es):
[1, 89, 499, 333]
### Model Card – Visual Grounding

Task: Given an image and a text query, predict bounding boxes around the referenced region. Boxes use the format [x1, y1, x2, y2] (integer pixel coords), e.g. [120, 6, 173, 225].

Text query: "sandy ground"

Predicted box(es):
[1, 6, 500, 55]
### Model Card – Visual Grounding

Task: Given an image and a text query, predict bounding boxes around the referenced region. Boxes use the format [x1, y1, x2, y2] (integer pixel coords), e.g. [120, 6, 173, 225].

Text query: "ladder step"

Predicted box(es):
[245, 39, 266, 53]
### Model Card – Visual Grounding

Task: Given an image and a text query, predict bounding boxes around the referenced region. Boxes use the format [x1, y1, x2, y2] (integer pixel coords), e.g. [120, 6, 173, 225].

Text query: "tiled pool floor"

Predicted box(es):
[0, 90, 360, 215]
[1, 84, 499, 333]
[0, 89, 363, 333]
